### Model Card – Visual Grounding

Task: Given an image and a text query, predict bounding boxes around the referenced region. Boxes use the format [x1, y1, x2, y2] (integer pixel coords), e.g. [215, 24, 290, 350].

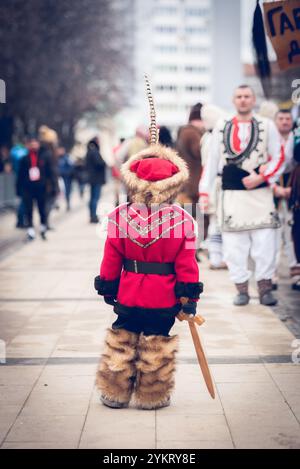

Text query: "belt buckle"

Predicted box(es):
[134, 260, 138, 273]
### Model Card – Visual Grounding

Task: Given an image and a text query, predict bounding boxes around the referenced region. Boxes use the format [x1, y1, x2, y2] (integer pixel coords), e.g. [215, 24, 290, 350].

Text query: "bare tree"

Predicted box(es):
[0, 0, 134, 148]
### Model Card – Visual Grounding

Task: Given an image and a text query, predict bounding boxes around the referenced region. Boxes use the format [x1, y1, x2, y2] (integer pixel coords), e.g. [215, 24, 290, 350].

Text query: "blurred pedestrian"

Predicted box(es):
[126, 126, 149, 161]
[176, 103, 205, 213]
[38, 126, 60, 230]
[86, 137, 106, 223]
[272, 110, 297, 290]
[0, 145, 11, 173]
[158, 126, 173, 147]
[289, 138, 300, 290]
[10, 142, 28, 228]
[57, 146, 74, 211]
[176, 103, 206, 261]
[17, 138, 56, 241]
[119, 127, 149, 203]
[200, 104, 227, 270]
[73, 156, 87, 198]
[199, 85, 284, 306]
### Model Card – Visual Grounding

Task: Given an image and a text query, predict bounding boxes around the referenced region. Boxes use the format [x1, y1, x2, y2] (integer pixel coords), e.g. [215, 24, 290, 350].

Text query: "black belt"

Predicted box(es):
[222, 164, 268, 190]
[123, 259, 175, 275]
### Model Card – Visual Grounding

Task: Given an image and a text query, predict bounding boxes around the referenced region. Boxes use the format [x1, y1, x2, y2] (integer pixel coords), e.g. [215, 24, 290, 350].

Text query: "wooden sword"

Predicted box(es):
[177, 298, 215, 399]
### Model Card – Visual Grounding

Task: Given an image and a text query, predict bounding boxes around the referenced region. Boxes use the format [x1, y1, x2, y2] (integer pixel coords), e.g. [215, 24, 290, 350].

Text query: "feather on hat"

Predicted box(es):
[121, 75, 189, 205]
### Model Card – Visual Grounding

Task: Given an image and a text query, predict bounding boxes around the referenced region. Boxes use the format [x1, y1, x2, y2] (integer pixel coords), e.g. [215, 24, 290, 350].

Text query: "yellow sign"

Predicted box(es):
[264, 0, 300, 70]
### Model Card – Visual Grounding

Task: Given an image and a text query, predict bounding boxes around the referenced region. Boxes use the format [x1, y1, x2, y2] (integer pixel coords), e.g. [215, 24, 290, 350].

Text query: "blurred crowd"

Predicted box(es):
[0, 125, 107, 239]
[1, 85, 300, 301]
[110, 90, 300, 300]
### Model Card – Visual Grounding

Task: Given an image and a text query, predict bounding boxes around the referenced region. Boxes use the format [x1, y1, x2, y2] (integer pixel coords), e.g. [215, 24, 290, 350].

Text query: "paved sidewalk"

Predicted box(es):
[0, 189, 86, 259]
[0, 190, 300, 449]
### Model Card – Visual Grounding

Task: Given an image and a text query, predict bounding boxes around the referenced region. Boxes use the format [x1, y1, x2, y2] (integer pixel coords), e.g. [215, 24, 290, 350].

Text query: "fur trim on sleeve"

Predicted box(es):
[175, 281, 203, 299]
[94, 276, 120, 296]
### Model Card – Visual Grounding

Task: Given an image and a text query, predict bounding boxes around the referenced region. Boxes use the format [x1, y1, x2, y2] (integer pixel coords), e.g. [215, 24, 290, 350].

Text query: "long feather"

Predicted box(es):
[145, 74, 159, 145]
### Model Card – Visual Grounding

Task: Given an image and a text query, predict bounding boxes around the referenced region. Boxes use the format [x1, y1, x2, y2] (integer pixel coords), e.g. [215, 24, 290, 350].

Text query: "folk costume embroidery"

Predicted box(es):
[223, 116, 262, 165]
[200, 114, 284, 231]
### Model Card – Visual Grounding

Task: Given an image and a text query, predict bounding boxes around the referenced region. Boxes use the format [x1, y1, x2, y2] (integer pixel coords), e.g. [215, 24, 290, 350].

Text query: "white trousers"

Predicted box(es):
[208, 214, 224, 266]
[222, 228, 277, 284]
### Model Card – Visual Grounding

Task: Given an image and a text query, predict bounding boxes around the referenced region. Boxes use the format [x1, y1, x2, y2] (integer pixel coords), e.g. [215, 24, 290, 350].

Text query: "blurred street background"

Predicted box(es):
[0, 0, 300, 450]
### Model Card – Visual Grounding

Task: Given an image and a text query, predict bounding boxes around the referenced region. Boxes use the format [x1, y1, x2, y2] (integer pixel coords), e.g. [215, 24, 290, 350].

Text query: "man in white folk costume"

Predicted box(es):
[199, 85, 285, 306]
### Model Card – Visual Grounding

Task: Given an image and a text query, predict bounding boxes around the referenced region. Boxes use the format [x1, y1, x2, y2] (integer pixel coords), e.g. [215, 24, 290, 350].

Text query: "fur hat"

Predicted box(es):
[121, 75, 189, 205]
[121, 144, 189, 205]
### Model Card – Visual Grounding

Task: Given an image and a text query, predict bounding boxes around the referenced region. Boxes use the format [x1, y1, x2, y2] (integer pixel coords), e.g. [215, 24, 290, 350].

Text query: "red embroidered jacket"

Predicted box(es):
[95, 203, 202, 314]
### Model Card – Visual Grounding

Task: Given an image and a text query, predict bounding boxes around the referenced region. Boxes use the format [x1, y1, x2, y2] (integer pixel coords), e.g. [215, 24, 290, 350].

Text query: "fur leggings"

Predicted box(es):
[96, 328, 178, 409]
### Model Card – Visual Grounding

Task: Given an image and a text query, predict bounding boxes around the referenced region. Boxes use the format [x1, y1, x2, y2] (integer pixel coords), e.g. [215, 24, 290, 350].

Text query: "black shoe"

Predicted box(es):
[260, 292, 278, 306]
[90, 216, 99, 224]
[26, 228, 36, 242]
[40, 225, 47, 240]
[292, 283, 300, 291]
[233, 293, 250, 306]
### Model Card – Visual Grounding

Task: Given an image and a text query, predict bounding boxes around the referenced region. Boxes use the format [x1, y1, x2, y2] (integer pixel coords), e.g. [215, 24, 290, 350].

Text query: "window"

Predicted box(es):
[185, 8, 208, 17]
[155, 6, 177, 15]
[155, 26, 177, 33]
[155, 64, 178, 72]
[185, 85, 206, 92]
[159, 103, 178, 111]
[156, 85, 178, 92]
[185, 46, 207, 54]
[185, 65, 208, 73]
[155, 45, 178, 53]
[185, 27, 205, 34]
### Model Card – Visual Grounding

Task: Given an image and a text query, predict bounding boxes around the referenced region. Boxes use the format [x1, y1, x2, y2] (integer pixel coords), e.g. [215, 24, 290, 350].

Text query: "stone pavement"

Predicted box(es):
[0, 187, 300, 449]
[0, 187, 85, 259]
[271, 261, 300, 339]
